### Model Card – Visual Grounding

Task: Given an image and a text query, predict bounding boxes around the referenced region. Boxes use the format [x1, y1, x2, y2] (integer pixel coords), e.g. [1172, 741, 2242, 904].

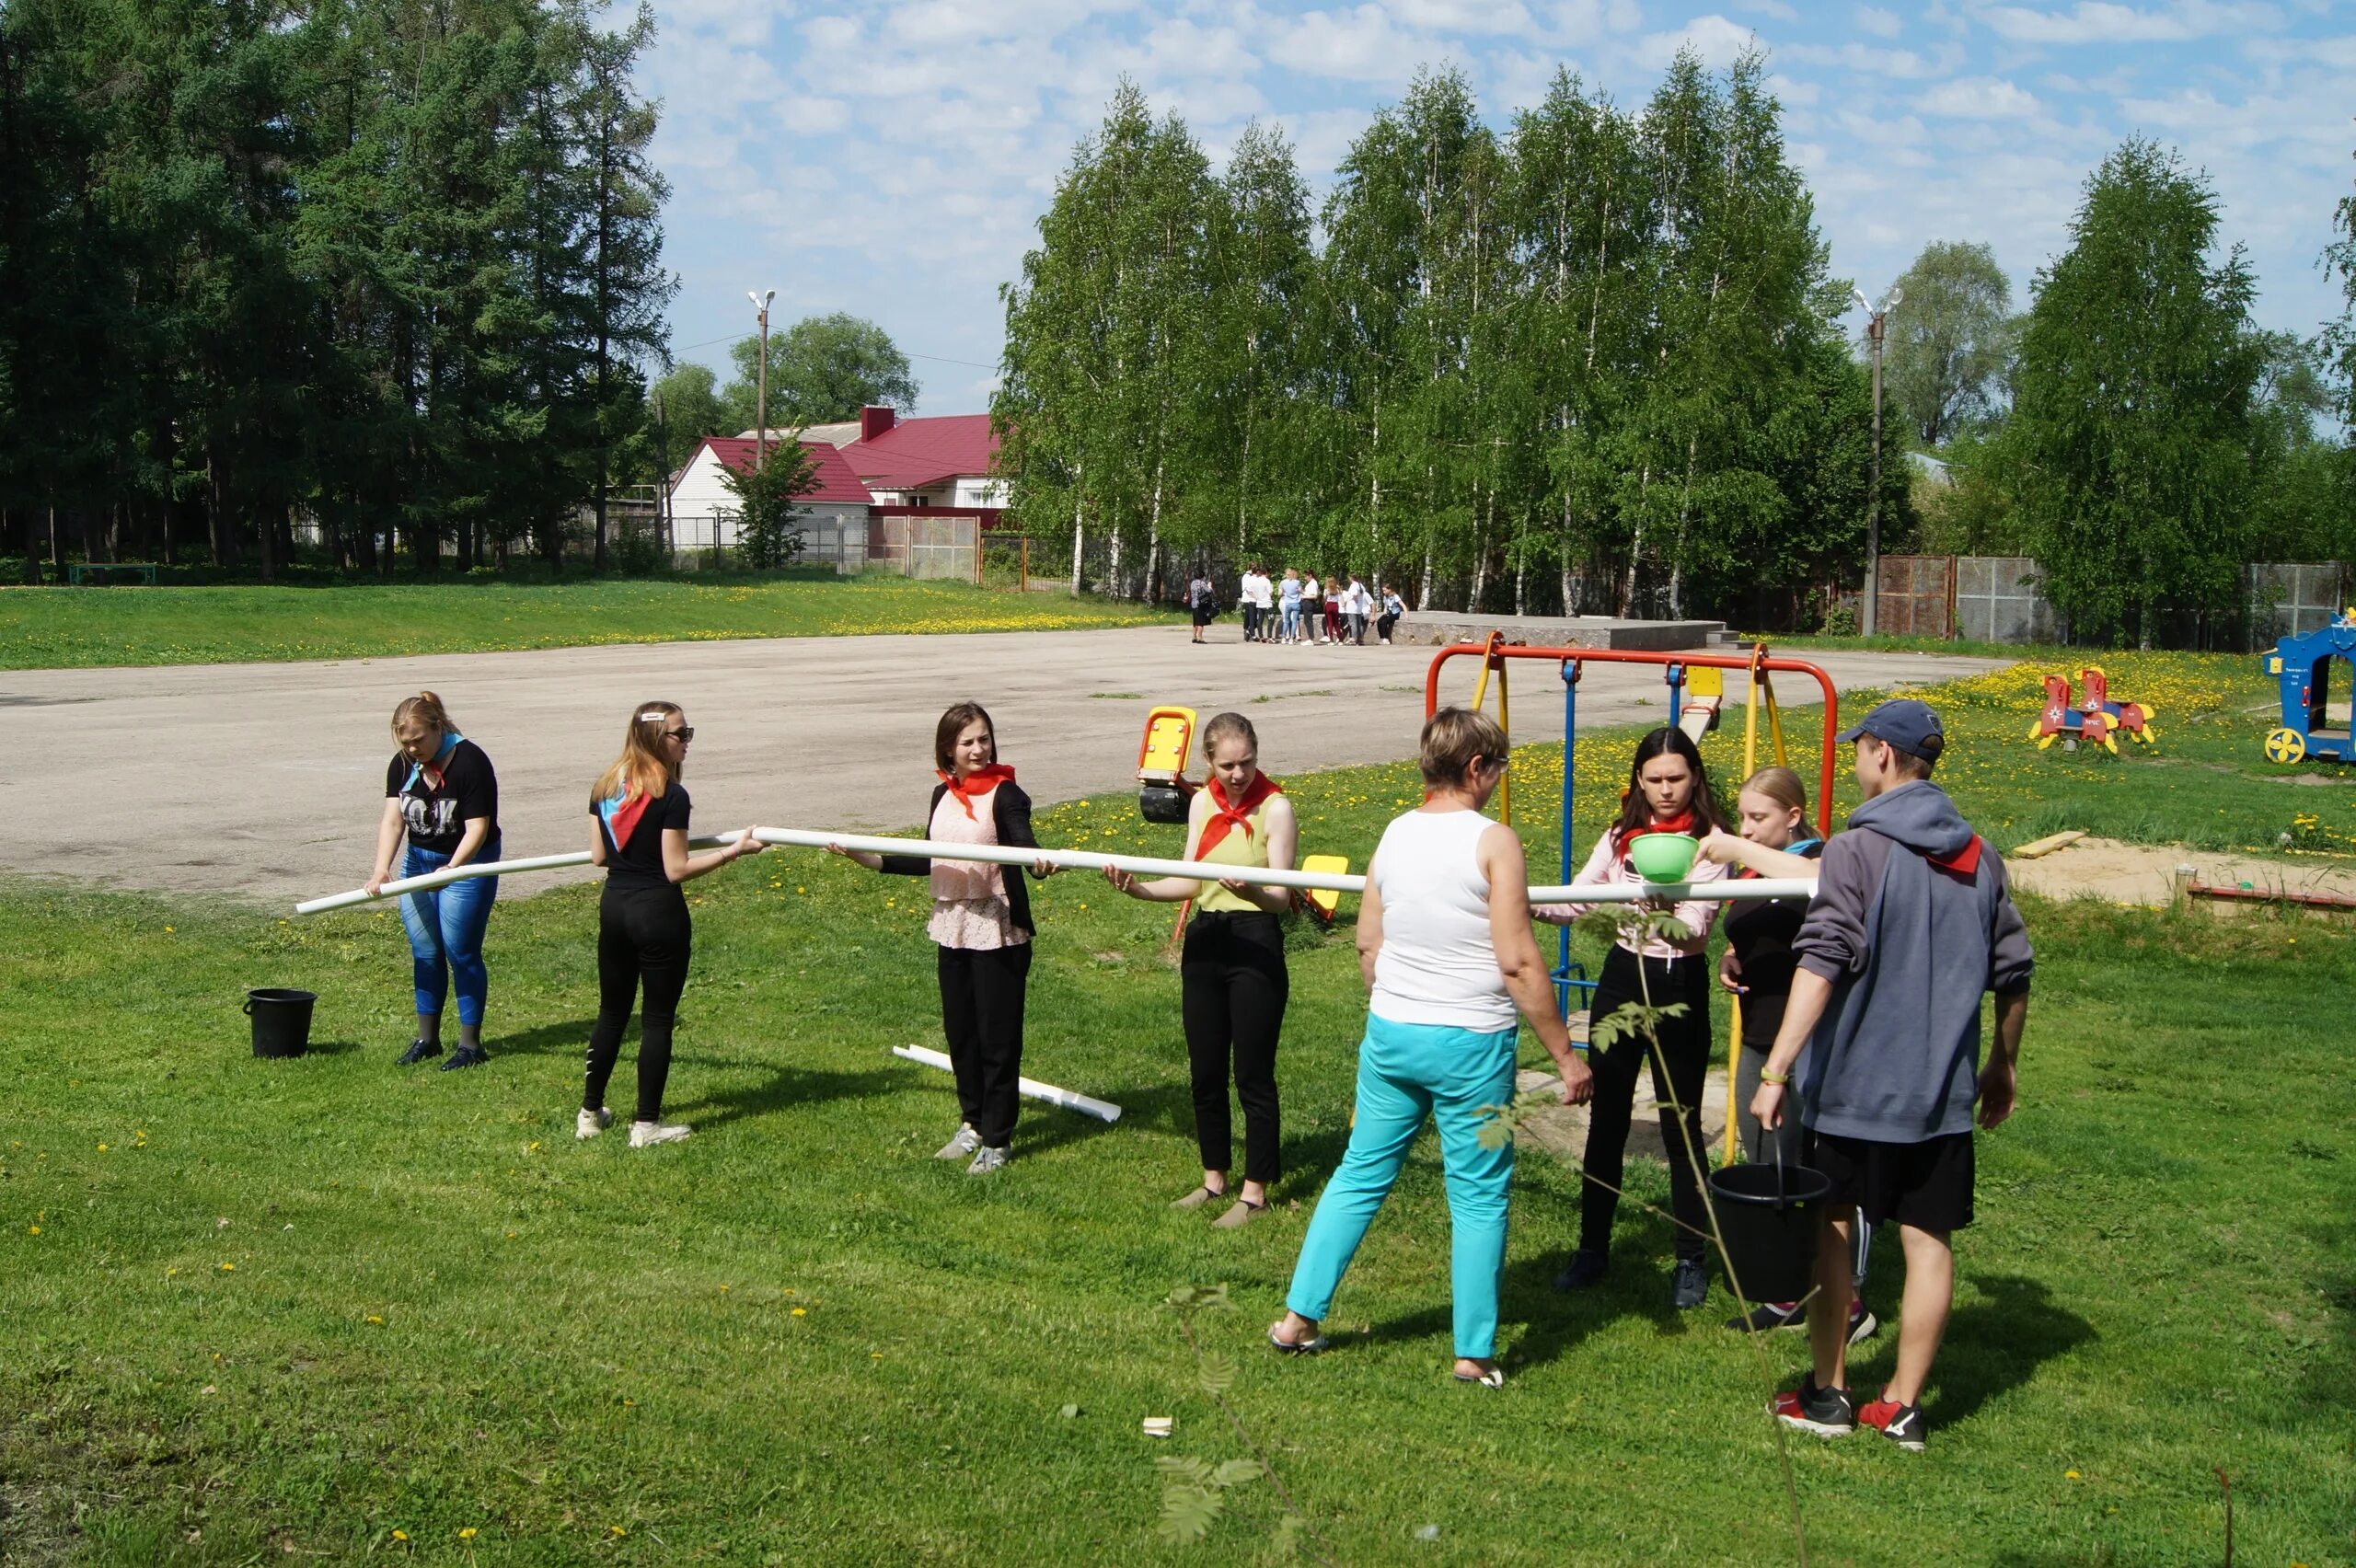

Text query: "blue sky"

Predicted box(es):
[640, 0, 2356, 417]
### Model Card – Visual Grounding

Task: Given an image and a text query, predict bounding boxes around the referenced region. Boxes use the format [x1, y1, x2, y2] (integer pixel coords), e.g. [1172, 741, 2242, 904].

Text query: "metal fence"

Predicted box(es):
[1874, 555, 1957, 639]
[2245, 562, 2348, 642]
[870, 513, 979, 582]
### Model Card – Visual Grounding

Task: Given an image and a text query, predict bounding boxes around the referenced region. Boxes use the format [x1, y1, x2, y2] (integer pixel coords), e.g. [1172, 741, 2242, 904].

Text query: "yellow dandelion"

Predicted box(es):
[366, 1314, 384, 1324]
[392, 1528, 409, 1541]
[97, 1142, 109, 1152]
[27, 1225, 39, 1236]
[2065, 1470, 2081, 1480]
[457, 1526, 477, 1539]
[791, 1307, 807, 1317]
[219, 1262, 235, 1272]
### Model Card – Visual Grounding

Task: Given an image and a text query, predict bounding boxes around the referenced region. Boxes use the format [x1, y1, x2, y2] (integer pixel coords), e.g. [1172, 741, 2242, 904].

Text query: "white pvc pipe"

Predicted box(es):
[294, 828, 1817, 915]
[892, 1044, 1123, 1124]
[293, 836, 740, 915]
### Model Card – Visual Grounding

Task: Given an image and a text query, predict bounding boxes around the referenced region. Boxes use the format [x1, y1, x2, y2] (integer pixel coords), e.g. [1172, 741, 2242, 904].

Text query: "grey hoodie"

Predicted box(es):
[1791, 780, 2033, 1141]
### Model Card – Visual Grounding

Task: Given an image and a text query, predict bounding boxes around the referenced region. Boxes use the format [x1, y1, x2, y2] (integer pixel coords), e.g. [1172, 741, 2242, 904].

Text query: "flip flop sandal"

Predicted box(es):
[1267, 1324, 1329, 1355]
[1453, 1366, 1507, 1389]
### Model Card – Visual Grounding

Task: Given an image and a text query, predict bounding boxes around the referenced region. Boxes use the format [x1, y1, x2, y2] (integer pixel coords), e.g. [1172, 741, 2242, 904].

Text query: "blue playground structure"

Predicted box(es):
[2263, 611, 2356, 766]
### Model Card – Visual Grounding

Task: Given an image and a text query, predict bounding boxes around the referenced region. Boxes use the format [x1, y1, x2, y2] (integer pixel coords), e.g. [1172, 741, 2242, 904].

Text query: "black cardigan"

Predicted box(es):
[878, 779, 1045, 938]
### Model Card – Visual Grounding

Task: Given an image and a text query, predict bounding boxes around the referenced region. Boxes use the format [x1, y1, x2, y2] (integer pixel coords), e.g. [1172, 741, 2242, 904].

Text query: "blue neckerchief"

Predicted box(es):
[1788, 836, 1823, 855]
[402, 732, 464, 795]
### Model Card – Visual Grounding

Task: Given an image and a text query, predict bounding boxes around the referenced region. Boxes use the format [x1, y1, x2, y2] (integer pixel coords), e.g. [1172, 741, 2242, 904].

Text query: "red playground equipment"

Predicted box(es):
[2029, 665, 2156, 753]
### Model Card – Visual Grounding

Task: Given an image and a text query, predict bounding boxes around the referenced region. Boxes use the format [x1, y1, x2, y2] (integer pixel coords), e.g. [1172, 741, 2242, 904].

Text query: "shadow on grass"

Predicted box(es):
[486, 1017, 600, 1058]
[673, 1063, 904, 1131]
[1885, 1272, 2094, 1427]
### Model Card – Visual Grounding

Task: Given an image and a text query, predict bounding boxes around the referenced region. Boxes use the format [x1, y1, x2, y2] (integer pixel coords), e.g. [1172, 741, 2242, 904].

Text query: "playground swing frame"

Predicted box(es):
[1423, 641, 1842, 1044]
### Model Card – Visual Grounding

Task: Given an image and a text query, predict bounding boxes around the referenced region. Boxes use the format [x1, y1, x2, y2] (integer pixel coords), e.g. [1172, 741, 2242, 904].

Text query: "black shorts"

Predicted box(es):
[1805, 1128, 1975, 1232]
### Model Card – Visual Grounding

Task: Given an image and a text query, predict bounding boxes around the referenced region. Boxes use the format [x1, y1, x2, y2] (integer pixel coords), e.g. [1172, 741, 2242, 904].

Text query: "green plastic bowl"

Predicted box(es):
[1628, 833, 1700, 883]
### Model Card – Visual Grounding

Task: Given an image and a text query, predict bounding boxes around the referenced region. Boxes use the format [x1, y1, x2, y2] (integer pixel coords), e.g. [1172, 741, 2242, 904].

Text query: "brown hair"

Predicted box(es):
[391, 690, 454, 738]
[1611, 727, 1729, 843]
[933, 701, 998, 773]
[1739, 765, 1808, 820]
[1201, 711, 1257, 760]
[593, 700, 681, 803]
[1418, 707, 1509, 788]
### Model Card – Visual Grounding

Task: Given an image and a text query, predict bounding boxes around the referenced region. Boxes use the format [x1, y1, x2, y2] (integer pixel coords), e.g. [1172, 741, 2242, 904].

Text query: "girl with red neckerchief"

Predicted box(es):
[830, 702, 1056, 1176]
[1533, 726, 1730, 1311]
[1105, 712, 1298, 1228]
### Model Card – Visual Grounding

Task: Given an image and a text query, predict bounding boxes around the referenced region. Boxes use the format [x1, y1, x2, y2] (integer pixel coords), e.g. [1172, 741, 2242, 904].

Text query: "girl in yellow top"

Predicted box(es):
[1106, 712, 1297, 1228]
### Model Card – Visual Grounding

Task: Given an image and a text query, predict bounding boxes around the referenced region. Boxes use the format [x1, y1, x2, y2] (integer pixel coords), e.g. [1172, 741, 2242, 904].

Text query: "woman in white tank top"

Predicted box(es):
[1268, 709, 1593, 1388]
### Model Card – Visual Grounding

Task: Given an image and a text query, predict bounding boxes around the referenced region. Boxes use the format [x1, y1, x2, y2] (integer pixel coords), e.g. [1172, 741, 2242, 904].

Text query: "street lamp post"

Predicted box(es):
[747, 289, 775, 471]
[1853, 282, 1901, 638]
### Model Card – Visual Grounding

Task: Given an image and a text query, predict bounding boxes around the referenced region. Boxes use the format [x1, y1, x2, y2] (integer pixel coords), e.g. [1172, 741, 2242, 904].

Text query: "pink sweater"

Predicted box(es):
[1536, 828, 1727, 962]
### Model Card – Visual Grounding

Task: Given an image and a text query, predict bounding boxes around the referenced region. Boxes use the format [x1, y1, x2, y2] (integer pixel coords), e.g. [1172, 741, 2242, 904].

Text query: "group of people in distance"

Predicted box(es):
[1214, 566, 1405, 647]
[363, 684, 2031, 1449]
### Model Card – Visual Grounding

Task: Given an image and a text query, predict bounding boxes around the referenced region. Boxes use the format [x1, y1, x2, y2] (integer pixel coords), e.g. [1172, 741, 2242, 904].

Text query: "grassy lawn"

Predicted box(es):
[4, 659, 2352, 1566]
[0, 575, 1174, 670]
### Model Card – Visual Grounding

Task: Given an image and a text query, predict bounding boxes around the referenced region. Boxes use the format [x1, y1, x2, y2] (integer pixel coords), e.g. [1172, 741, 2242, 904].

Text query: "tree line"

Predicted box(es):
[0, 0, 671, 581]
[1847, 145, 2354, 648]
[996, 55, 1898, 625]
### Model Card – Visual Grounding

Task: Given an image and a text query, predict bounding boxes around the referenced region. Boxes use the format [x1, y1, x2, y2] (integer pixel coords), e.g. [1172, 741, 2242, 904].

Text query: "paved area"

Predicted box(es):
[0, 628, 2005, 906]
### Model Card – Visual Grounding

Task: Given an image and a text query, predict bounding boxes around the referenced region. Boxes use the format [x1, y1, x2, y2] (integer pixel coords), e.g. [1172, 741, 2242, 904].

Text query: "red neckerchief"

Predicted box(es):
[1926, 835, 1984, 877]
[1618, 809, 1696, 850]
[1198, 772, 1283, 858]
[937, 763, 1016, 819]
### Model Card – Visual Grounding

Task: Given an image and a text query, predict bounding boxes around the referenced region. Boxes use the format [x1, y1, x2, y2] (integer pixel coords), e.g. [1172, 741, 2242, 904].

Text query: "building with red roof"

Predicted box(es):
[838, 407, 1007, 514]
[666, 436, 873, 569]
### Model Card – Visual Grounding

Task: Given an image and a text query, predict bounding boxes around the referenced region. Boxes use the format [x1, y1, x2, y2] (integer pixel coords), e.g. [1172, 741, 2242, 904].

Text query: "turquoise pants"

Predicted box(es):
[1285, 1013, 1519, 1358]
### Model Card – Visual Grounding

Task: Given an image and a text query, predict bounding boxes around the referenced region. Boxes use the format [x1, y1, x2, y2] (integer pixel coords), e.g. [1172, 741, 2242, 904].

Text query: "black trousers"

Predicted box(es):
[1242, 604, 1262, 640]
[1578, 944, 1715, 1262]
[1376, 611, 1401, 641]
[584, 882, 693, 1123]
[939, 942, 1032, 1147]
[1180, 911, 1288, 1184]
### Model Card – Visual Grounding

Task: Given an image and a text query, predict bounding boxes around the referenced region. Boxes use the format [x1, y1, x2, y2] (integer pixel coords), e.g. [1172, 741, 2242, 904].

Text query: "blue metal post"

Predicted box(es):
[1557, 659, 1577, 1021]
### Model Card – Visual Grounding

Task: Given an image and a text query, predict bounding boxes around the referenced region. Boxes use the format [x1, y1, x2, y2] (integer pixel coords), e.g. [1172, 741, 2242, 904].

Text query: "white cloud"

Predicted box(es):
[1263, 5, 1430, 84]
[1918, 75, 2041, 117]
[776, 96, 850, 133]
[1634, 13, 1761, 70]
[1780, 40, 1954, 77]
[1386, 0, 1532, 33]
[1980, 1, 2282, 44]
[1853, 5, 1900, 36]
[1737, 0, 1799, 19]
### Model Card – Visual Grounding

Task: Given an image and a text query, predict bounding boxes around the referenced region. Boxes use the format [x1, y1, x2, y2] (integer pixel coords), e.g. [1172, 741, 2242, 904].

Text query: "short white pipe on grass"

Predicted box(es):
[891, 1044, 1123, 1124]
[294, 829, 1816, 915]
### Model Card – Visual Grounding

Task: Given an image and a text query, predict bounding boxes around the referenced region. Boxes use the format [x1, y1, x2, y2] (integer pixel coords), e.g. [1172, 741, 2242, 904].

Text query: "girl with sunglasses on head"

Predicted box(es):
[1105, 712, 1295, 1228]
[365, 691, 501, 1071]
[578, 702, 768, 1148]
[830, 702, 1057, 1175]
[1535, 725, 1729, 1310]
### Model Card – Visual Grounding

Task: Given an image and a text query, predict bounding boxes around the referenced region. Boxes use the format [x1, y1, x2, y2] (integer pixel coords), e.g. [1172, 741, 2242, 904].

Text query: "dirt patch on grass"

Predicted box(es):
[2009, 835, 2356, 906]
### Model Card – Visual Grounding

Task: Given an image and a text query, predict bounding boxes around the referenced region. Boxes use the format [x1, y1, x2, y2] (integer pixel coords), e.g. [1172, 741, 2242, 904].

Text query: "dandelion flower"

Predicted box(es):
[219, 1262, 235, 1272]
[27, 1225, 39, 1236]
[457, 1527, 477, 1539]
[791, 1307, 807, 1318]
[392, 1528, 409, 1541]
[366, 1315, 384, 1324]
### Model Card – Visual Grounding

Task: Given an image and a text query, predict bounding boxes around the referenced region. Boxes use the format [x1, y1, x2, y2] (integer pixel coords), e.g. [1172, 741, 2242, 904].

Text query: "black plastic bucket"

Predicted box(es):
[1706, 1158, 1833, 1303]
[245, 988, 317, 1059]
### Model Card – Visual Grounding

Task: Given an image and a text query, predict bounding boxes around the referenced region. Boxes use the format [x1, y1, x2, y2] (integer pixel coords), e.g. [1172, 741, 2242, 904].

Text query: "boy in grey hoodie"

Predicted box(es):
[1752, 698, 2032, 1450]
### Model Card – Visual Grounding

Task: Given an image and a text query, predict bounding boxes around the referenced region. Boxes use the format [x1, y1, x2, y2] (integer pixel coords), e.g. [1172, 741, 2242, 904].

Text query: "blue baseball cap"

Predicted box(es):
[1836, 698, 1946, 762]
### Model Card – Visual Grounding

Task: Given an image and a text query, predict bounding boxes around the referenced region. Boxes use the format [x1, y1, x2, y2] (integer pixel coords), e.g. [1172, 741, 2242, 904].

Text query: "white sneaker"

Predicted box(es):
[629, 1120, 692, 1147]
[966, 1146, 1010, 1175]
[576, 1106, 613, 1140]
[935, 1123, 982, 1160]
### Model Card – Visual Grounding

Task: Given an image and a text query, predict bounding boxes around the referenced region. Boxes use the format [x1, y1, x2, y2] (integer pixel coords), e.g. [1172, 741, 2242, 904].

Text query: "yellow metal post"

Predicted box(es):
[1469, 632, 1512, 824]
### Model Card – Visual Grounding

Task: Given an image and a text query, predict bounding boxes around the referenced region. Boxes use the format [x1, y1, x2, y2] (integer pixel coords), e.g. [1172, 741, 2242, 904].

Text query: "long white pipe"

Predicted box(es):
[892, 1044, 1123, 1124]
[294, 827, 1817, 915]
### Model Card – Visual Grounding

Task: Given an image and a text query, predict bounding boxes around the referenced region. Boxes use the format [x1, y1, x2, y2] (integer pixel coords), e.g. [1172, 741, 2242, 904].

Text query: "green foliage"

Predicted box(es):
[718, 440, 821, 569]
[1881, 240, 2015, 446]
[647, 362, 727, 477]
[0, 0, 672, 577]
[723, 313, 920, 432]
[999, 58, 1865, 620]
[2013, 140, 2260, 647]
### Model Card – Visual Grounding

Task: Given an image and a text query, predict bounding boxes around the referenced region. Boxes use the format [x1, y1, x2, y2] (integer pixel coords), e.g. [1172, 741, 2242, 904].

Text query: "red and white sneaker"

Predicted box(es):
[1772, 1376, 1855, 1438]
[1857, 1395, 1926, 1450]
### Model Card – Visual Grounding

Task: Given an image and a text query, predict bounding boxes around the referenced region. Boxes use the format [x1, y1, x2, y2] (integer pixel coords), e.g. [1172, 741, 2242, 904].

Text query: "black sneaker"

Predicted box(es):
[1671, 1257, 1710, 1309]
[398, 1037, 442, 1066]
[1727, 1300, 1806, 1333]
[1551, 1249, 1609, 1291]
[1848, 1301, 1880, 1345]
[1773, 1376, 1855, 1438]
[439, 1044, 490, 1072]
[1857, 1395, 1925, 1450]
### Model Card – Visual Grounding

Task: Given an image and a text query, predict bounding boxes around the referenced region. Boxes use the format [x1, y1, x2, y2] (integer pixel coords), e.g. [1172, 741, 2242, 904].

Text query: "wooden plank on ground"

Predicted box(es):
[2010, 829, 2086, 860]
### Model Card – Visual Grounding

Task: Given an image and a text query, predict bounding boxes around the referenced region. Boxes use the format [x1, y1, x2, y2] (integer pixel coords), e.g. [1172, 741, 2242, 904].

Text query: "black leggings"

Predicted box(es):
[939, 942, 1033, 1147]
[583, 882, 692, 1123]
[1579, 944, 1715, 1262]
[1180, 911, 1288, 1185]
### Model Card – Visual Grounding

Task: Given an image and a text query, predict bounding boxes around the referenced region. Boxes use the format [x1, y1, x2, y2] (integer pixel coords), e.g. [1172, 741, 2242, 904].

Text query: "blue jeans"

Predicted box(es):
[399, 839, 499, 1026]
[1285, 1013, 1519, 1358]
[1280, 603, 1303, 640]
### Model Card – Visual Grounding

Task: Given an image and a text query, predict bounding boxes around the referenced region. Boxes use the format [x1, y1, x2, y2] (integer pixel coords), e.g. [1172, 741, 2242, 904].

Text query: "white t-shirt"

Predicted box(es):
[1369, 808, 1517, 1034]
[1243, 572, 1272, 608]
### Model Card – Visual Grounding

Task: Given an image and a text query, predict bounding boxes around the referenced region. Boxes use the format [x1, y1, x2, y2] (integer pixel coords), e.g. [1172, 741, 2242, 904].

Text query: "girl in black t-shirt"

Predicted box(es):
[579, 701, 768, 1147]
[365, 691, 502, 1070]
[1699, 766, 1876, 1342]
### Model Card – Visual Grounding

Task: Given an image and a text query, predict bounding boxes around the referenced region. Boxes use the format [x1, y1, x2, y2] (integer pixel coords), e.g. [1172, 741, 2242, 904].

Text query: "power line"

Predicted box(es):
[664, 332, 997, 372]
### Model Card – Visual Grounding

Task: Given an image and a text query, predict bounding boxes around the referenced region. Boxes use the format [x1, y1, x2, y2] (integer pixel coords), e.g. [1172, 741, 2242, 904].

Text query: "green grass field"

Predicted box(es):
[4, 657, 2352, 1566]
[0, 575, 1173, 670]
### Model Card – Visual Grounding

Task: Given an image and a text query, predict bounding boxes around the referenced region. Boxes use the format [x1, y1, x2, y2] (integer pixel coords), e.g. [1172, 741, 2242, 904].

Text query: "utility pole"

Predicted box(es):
[1853, 282, 1902, 637]
[747, 288, 775, 470]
